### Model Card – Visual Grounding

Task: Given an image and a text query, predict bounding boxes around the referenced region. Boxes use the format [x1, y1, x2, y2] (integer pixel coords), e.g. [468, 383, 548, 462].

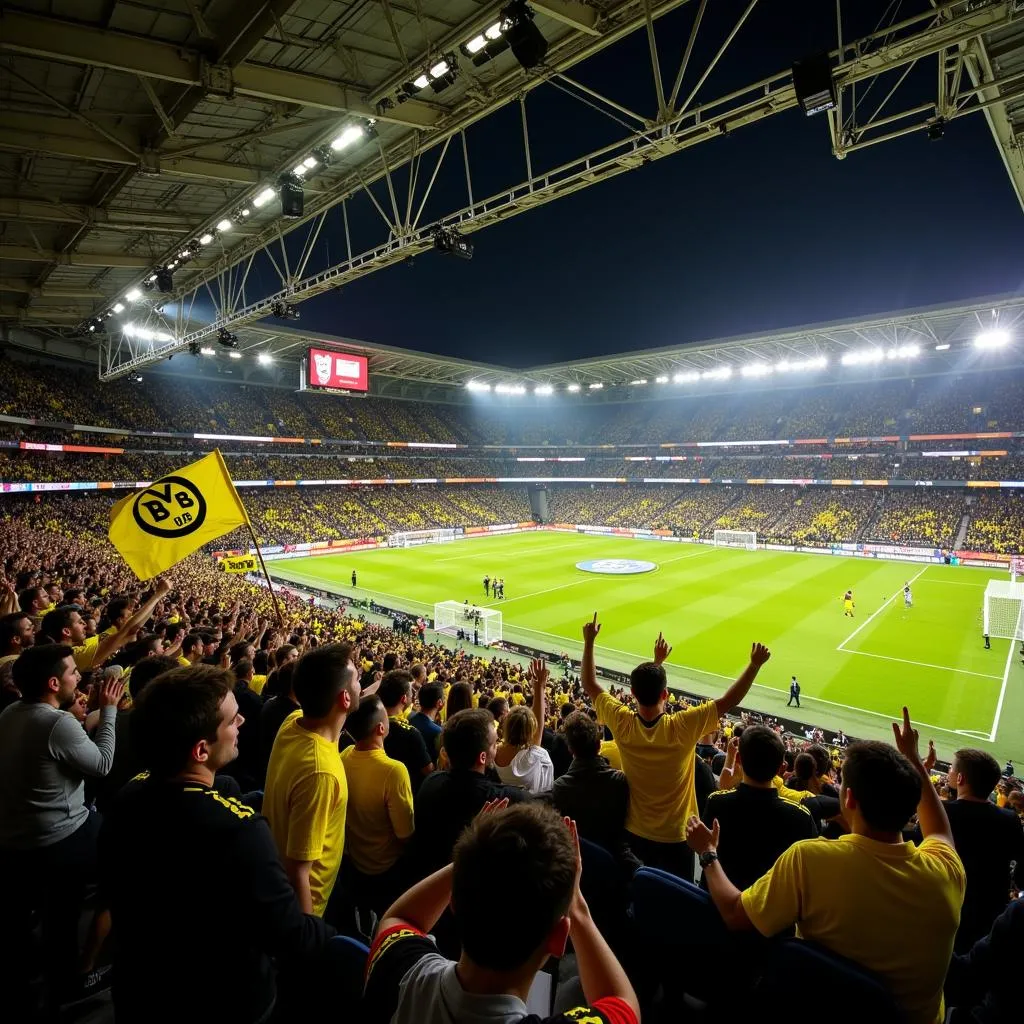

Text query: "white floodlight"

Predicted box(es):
[466, 35, 487, 53]
[588, 382, 603, 389]
[258, 352, 273, 365]
[534, 384, 554, 395]
[934, 343, 950, 351]
[228, 351, 242, 359]
[199, 233, 214, 245]
[673, 371, 700, 383]
[412, 74, 430, 90]
[466, 380, 491, 392]
[331, 125, 365, 151]
[886, 344, 920, 360]
[253, 188, 276, 208]
[485, 21, 503, 39]
[216, 219, 232, 232]
[741, 362, 772, 377]
[630, 379, 648, 385]
[567, 383, 581, 392]
[655, 375, 669, 383]
[239, 207, 251, 217]
[200, 347, 215, 356]
[430, 60, 450, 78]
[841, 348, 884, 366]
[292, 163, 308, 176]
[974, 328, 1010, 349]
[112, 302, 125, 314]
[701, 367, 732, 380]
[125, 288, 142, 302]
[303, 156, 318, 169]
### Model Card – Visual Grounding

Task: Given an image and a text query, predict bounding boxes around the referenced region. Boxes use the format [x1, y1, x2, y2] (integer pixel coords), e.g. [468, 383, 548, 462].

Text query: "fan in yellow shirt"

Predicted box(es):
[263, 646, 361, 917]
[581, 614, 771, 879]
[688, 710, 965, 1024]
[338, 695, 415, 915]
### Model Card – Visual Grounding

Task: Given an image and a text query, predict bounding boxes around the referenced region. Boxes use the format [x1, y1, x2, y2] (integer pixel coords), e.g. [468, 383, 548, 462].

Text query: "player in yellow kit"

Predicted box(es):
[843, 589, 855, 618]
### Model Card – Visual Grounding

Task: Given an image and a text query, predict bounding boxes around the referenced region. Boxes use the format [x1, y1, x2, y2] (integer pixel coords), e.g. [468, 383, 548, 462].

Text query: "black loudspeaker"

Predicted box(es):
[502, 2, 548, 69]
[155, 268, 174, 293]
[792, 53, 835, 116]
[279, 177, 304, 219]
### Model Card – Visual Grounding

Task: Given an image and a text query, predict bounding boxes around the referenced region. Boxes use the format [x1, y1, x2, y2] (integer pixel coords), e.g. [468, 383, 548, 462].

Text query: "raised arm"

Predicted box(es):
[581, 613, 602, 702]
[92, 578, 172, 667]
[714, 643, 771, 716]
[892, 707, 954, 847]
[528, 658, 548, 747]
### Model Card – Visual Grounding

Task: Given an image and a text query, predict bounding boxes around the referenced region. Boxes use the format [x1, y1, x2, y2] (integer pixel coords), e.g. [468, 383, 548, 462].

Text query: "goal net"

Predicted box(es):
[433, 600, 503, 645]
[714, 529, 757, 551]
[387, 528, 456, 548]
[983, 580, 1024, 640]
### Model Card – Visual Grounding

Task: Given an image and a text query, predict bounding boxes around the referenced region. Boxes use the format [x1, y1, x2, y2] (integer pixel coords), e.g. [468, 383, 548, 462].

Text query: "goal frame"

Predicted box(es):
[433, 600, 503, 645]
[387, 528, 456, 548]
[983, 580, 1024, 641]
[713, 529, 758, 551]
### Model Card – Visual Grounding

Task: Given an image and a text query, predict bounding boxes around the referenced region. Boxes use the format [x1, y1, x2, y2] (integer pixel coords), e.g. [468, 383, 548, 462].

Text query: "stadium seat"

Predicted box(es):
[754, 939, 903, 1023]
[629, 867, 763, 1013]
[578, 837, 628, 951]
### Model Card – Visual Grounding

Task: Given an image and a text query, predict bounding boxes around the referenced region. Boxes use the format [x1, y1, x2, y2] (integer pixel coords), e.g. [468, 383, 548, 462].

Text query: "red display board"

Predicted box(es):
[306, 348, 369, 392]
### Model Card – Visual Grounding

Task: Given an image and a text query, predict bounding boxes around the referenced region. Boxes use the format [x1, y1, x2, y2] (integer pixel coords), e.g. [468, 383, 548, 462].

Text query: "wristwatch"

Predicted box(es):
[698, 850, 719, 869]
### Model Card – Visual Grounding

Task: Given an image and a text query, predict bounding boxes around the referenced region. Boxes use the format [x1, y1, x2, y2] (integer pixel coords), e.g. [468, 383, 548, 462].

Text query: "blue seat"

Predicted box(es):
[579, 838, 628, 949]
[757, 939, 903, 1023]
[630, 867, 762, 1010]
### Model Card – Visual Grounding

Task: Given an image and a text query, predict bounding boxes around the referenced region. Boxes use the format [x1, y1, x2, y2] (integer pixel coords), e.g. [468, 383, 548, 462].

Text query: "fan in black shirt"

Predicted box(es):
[99, 666, 332, 1024]
[915, 748, 1024, 951]
[379, 669, 435, 792]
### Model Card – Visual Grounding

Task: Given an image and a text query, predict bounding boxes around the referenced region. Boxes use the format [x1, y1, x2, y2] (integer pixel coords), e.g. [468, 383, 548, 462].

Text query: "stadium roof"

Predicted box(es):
[1, 2, 1023, 383]
[8, 292, 1023, 402]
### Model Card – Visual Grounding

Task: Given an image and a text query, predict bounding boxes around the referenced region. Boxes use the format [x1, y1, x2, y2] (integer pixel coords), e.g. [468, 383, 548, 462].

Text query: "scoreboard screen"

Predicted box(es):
[303, 347, 369, 393]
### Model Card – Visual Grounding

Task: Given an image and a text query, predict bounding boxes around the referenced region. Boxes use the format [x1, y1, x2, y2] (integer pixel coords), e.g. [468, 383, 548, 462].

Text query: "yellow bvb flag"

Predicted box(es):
[109, 450, 250, 580]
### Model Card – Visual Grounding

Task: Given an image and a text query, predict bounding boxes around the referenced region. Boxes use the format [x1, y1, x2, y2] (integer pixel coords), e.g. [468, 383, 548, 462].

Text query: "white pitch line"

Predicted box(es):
[505, 626, 986, 740]
[915, 579, 988, 588]
[481, 576, 599, 608]
[840, 648, 1002, 681]
[988, 625, 1019, 742]
[836, 566, 927, 652]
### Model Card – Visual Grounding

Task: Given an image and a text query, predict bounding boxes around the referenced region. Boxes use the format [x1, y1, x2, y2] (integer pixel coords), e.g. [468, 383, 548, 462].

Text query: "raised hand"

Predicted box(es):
[99, 677, 126, 708]
[685, 815, 720, 854]
[750, 642, 771, 667]
[891, 706, 922, 766]
[582, 613, 601, 645]
[653, 631, 672, 665]
[477, 797, 509, 819]
[527, 657, 549, 688]
[923, 739, 937, 773]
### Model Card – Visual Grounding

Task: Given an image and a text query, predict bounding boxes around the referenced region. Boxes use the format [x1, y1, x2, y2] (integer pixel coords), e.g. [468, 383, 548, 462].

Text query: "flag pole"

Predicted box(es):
[246, 520, 286, 628]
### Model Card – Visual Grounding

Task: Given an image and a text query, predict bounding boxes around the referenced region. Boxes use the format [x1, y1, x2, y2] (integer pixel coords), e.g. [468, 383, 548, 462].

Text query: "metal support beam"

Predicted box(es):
[531, 0, 601, 36]
[0, 197, 198, 231]
[0, 245, 153, 268]
[0, 10, 438, 128]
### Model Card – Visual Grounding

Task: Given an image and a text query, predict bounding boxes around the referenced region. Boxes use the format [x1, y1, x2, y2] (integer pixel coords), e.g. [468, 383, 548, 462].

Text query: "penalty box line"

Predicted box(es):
[836, 566, 928, 653]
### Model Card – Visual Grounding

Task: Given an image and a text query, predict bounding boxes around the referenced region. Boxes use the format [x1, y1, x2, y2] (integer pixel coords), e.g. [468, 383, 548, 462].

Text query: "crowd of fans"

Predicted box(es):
[868, 491, 967, 549]
[0, 504, 1020, 1024]
[965, 493, 1024, 556]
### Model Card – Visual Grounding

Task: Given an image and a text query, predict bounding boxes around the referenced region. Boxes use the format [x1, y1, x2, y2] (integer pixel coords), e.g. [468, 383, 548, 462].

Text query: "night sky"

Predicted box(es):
[261, 1, 1024, 368]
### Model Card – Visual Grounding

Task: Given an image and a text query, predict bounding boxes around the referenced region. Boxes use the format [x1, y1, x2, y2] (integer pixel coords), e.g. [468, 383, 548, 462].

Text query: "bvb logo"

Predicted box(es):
[132, 475, 207, 539]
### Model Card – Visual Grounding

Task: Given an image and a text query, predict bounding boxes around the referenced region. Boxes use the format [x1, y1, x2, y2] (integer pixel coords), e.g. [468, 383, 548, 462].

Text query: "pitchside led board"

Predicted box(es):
[300, 347, 369, 394]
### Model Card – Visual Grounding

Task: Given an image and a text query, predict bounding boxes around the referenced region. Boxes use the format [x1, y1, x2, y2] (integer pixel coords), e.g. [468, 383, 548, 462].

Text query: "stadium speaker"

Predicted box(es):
[278, 175, 304, 219]
[792, 53, 835, 116]
[501, 1, 548, 69]
[155, 268, 174, 294]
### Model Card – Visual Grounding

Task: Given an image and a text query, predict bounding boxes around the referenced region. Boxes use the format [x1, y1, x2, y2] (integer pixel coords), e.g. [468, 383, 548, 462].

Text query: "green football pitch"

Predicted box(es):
[269, 532, 1024, 763]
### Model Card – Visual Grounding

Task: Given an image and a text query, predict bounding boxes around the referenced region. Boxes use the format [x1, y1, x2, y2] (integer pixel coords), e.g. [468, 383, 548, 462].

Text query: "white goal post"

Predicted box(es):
[714, 529, 758, 551]
[433, 600, 503, 645]
[387, 528, 456, 548]
[983, 580, 1024, 640]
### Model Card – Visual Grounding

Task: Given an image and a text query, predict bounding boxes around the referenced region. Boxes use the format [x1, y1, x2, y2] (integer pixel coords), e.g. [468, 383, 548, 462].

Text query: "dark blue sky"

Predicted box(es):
[262, 2, 1024, 367]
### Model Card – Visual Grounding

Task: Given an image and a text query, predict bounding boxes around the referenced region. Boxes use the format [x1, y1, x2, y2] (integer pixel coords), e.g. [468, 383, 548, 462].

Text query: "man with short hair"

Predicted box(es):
[99, 665, 333, 1023]
[365, 803, 639, 1024]
[700, 725, 817, 890]
[412, 709, 526, 878]
[551, 710, 632, 866]
[18, 585, 49, 625]
[179, 632, 204, 667]
[379, 669, 434, 792]
[688, 709, 965, 1024]
[409, 681, 444, 755]
[0, 611, 34, 666]
[0, 645, 125, 1010]
[582, 616, 770, 879]
[264, 644, 361, 917]
[926, 747, 1024, 951]
[339, 695, 415, 916]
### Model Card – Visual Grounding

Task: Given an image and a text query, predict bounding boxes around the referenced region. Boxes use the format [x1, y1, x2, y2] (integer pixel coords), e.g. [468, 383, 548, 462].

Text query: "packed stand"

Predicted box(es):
[868, 490, 966, 549]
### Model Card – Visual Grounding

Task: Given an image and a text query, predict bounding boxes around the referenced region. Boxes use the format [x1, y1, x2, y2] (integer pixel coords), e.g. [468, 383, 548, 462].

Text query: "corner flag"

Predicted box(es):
[109, 450, 250, 580]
